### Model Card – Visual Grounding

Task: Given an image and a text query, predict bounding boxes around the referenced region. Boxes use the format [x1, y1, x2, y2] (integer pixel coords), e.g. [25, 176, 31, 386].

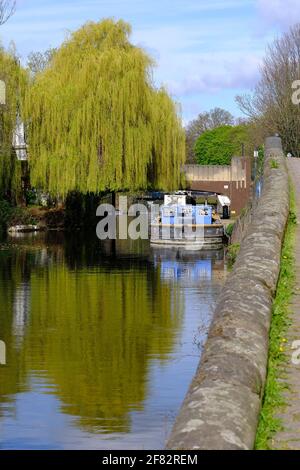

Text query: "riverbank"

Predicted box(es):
[0, 201, 66, 234]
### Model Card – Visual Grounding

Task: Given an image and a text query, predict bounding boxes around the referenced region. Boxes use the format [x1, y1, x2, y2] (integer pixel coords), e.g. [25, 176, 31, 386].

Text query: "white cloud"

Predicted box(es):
[167, 53, 262, 96]
[133, 19, 264, 99]
[257, 0, 300, 30]
[0, 0, 269, 120]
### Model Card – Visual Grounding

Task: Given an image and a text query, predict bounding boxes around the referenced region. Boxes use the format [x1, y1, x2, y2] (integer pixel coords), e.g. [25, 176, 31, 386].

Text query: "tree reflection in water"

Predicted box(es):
[0, 233, 183, 433]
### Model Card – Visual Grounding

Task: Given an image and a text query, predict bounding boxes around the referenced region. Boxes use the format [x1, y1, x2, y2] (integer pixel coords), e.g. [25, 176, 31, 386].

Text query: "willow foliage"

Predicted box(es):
[0, 47, 26, 198]
[24, 20, 185, 196]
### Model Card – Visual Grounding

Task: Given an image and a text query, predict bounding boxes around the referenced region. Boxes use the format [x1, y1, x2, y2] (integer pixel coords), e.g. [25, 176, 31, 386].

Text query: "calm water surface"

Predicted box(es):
[0, 232, 227, 449]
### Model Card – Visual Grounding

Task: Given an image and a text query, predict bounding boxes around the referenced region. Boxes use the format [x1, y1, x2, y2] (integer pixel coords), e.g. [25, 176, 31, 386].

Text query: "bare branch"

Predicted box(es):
[27, 48, 57, 76]
[236, 23, 300, 156]
[0, 0, 16, 26]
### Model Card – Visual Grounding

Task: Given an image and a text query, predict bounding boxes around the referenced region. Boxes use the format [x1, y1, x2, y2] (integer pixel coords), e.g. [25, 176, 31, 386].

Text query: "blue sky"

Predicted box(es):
[1, 0, 300, 122]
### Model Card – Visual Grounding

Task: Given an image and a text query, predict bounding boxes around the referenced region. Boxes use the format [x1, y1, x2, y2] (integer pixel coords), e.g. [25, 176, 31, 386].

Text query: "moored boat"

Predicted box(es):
[150, 192, 225, 250]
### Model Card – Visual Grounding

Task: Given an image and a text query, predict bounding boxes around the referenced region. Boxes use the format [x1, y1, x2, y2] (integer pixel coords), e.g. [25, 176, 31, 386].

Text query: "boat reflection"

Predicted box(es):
[151, 247, 225, 285]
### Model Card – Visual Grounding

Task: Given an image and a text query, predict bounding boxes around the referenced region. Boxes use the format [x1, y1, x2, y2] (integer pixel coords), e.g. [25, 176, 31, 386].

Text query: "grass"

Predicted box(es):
[255, 184, 297, 450]
[270, 159, 280, 169]
[226, 242, 240, 269]
[225, 222, 235, 238]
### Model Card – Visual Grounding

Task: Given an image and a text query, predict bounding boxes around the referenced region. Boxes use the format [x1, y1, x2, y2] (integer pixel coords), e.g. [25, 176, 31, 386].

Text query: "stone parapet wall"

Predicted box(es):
[166, 136, 289, 450]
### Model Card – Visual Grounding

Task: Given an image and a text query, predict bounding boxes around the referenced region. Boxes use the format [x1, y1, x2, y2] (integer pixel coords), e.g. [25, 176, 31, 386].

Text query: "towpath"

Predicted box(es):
[272, 157, 300, 449]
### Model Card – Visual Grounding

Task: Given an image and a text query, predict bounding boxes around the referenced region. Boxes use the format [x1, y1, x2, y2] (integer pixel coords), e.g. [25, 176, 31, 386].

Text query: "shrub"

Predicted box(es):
[0, 199, 37, 232]
[8, 207, 37, 226]
[0, 199, 13, 231]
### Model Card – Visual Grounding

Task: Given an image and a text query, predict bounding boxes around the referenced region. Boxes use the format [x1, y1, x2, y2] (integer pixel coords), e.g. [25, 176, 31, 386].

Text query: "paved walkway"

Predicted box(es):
[272, 158, 300, 449]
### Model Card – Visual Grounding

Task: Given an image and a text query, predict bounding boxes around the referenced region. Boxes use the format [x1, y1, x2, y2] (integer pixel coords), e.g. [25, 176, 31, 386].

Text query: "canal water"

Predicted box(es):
[0, 232, 227, 449]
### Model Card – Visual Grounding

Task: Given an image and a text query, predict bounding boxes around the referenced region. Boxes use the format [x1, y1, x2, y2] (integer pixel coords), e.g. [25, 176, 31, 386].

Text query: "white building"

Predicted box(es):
[0, 80, 5, 105]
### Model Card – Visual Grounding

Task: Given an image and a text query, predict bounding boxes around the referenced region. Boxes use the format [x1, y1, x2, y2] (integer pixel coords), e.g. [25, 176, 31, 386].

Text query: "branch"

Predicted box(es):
[0, 0, 16, 26]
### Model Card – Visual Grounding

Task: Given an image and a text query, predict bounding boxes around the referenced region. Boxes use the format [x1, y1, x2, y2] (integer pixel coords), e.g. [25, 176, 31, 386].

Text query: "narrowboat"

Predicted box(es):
[150, 192, 225, 250]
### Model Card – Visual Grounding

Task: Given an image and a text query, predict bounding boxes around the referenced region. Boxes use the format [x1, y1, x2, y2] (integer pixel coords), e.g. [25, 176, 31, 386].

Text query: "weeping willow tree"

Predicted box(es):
[24, 19, 185, 196]
[0, 46, 27, 199]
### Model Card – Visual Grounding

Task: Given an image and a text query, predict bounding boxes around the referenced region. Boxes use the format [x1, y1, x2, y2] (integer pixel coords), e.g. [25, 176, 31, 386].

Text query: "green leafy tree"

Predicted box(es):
[24, 19, 185, 196]
[194, 125, 248, 165]
[186, 107, 234, 163]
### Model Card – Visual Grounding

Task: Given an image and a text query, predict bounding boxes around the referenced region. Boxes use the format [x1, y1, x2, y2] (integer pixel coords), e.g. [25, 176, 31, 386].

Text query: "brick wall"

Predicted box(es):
[184, 157, 252, 216]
